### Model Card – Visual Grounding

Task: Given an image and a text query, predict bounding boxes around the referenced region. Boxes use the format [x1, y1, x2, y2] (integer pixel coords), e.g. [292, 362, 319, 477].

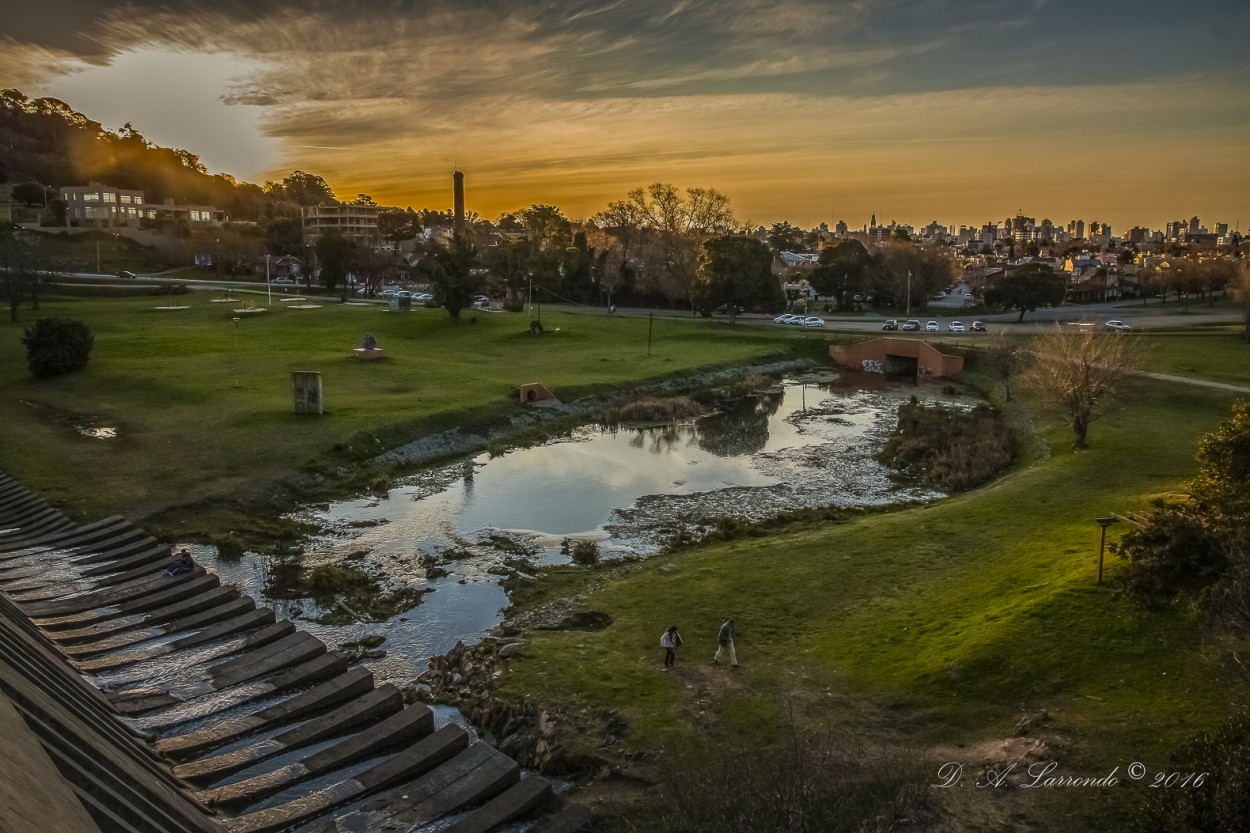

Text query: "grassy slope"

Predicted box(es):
[500, 368, 1247, 829]
[0, 295, 806, 522]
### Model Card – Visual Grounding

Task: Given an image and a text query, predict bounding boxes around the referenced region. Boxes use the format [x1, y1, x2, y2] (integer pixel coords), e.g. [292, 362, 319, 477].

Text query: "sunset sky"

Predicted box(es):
[3, 0, 1248, 232]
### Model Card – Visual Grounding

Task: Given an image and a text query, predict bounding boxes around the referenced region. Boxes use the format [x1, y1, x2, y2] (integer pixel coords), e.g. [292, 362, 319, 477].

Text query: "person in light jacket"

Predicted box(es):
[660, 625, 683, 668]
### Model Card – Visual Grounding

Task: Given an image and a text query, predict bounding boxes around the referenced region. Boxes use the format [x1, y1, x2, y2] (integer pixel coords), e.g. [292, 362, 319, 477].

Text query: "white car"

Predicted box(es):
[948, 321, 966, 333]
[774, 314, 799, 324]
[415, 293, 435, 302]
[801, 316, 825, 328]
[1105, 320, 1132, 332]
[925, 320, 939, 332]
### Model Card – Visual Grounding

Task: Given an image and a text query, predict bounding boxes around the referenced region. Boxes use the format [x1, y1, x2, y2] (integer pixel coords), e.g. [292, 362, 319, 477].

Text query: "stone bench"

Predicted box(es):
[353, 348, 384, 360]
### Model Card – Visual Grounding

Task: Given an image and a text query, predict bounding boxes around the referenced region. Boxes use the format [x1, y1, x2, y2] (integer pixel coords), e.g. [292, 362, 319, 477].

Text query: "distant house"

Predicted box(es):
[270, 255, 302, 278]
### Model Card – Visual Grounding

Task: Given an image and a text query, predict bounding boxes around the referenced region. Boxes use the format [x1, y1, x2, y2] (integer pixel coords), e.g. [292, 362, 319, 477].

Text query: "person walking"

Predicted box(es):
[713, 618, 738, 668]
[660, 625, 683, 669]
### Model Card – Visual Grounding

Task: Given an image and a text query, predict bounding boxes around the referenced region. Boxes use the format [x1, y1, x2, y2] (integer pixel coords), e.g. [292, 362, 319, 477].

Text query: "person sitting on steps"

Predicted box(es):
[164, 547, 195, 577]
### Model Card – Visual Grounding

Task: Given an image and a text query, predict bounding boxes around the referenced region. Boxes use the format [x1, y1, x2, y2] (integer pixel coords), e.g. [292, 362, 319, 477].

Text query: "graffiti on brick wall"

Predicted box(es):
[861, 359, 883, 374]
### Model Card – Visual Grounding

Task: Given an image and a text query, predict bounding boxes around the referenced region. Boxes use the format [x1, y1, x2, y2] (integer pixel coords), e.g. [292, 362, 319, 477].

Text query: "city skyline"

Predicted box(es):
[3, 0, 1248, 231]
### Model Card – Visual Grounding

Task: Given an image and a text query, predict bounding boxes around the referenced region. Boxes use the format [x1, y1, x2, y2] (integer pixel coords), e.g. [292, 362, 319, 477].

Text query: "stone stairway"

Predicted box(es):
[0, 471, 590, 833]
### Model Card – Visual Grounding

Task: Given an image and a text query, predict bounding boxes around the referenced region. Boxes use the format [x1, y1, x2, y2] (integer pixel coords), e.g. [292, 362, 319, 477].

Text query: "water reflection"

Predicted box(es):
[209, 377, 947, 688]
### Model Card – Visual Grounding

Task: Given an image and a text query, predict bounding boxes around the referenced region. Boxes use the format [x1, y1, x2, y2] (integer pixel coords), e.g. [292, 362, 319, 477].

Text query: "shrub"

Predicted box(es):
[875, 397, 1015, 492]
[1129, 711, 1250, 832]
[570, 539, 600, 565]
[21, 317, 94, 378]
[213, 533, 245, 562]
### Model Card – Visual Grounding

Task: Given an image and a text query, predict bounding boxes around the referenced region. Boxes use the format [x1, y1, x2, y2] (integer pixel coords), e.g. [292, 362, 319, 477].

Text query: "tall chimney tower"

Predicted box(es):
[452, 170, 465, 237]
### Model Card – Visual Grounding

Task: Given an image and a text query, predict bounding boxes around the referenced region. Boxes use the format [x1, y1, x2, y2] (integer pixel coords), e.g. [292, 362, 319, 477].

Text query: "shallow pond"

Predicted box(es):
[207, 376, 948, 688]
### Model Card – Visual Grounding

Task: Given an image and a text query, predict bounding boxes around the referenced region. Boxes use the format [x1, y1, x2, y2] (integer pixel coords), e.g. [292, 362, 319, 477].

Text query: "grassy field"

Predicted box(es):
[3, 292, 1247, 829]
[0, 293, 809, 528]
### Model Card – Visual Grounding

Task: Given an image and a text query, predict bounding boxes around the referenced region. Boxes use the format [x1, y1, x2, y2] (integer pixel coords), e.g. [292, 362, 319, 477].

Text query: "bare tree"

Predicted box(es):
[1018, 324, 1145, 449]
[620, 183, 736, 306]
[0, 229, 57, 321]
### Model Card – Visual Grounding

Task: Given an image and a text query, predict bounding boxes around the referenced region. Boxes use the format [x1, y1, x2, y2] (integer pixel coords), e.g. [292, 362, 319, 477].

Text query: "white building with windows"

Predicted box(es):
[58, 182, 226, 227]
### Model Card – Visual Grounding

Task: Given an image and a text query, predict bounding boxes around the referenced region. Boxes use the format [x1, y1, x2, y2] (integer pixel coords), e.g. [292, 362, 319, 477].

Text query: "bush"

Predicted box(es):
[213, 533, 245, 562]
[875, 397, 1015, 492]
[570, 539, 600, 565]
[1130, 711, 1250, 832]
[21, 317, 94, 378]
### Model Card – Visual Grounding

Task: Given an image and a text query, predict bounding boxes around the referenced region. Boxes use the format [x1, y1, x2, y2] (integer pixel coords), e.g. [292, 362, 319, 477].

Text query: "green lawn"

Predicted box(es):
[0, 294, 806, 525]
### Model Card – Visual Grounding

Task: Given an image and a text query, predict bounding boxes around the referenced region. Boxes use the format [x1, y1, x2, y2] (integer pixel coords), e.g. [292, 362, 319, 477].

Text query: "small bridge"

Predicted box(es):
[829, 337, 965, 379]
[0, 471, 590, 833]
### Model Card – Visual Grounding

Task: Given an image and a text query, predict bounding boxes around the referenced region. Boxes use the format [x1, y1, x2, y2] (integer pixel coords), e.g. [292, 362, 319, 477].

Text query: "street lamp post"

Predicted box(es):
[265, 254, 272, 306]
[216, 238, 221, 281]
[906, 270, 912, 318]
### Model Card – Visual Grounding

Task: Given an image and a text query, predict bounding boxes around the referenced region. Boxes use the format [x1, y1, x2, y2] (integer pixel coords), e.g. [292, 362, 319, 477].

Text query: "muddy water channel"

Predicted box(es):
[209, 376, 947, 689]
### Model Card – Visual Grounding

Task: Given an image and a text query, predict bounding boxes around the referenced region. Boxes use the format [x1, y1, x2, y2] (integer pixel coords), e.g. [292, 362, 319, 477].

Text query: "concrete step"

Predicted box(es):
[118, 651, 349, 726]
[193, 706, 431, 812]
[53, 587, 244, 647]
[73, 605, 272, 672]
[22, 567, 217, 618]
[223, 724, 470, 833]
[34, 574, 221, 630]
[174, 683, 405, 783]
[292, 742, 519, 833]
[443, 774, 554, 833]
[156, 667, 375, 760]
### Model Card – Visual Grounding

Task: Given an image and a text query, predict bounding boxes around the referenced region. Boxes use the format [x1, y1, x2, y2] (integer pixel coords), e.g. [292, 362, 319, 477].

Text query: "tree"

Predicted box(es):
[619, 183, 736, 307]
[22, 317, 93, 377]
[984, 263, 1067, 323]
[267, 171, 336, 206]
[1116, 402, 1250, 624]
[314, 231, 359, 294]
[1017, 324, 1144, 449]
[1240, 262, 1250, 343]
[986, 329, 1026, 401]
[872, 242, 954, 312]
[0, 228, 55, 321]
[421, 234, 479, 321]
[767, 221, 803, 253]
[692, 236, 783, 322]
[808, 239, 873, 310]
[11, 182, 46, 207]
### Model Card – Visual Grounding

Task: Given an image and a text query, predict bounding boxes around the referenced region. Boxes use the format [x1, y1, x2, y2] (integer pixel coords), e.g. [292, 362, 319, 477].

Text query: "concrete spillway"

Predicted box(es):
[0, 471, 588, 833]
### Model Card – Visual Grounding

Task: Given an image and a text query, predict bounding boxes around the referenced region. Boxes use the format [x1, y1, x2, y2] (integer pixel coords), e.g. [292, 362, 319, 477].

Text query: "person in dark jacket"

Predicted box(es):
[713, 618, 738, 667]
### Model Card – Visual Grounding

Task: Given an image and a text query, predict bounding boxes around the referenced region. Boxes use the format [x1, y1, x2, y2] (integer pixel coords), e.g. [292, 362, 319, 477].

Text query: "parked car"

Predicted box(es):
[472, 298, 490, 310]
[1105, 320, 1132, 331]
[271, 277, 296, 286]
[971, 320, 987, 332]
[902, 319, 921, 331]
[117, 269, 136, 278]
[802, 316, 825, 328]
[882, 319, 898, 331]
[415, 293, 435, 302]
[774, 314, 801, 324]
[948, 321, 966, 333]
[925, 320, 939, 332]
